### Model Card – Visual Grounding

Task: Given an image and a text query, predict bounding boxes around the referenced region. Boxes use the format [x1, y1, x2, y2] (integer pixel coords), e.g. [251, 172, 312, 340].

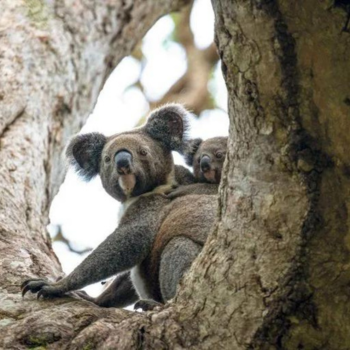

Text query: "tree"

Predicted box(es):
[1, 0, 350, 349]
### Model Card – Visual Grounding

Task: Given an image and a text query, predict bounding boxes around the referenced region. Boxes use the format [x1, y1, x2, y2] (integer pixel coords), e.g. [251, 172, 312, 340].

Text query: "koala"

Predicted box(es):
[79, 136, 228, 309]
[184, 137, 227, 183]
[84, 138, 227, 308]
[167, 136, 228, 199]
[22, 104, 217, 308]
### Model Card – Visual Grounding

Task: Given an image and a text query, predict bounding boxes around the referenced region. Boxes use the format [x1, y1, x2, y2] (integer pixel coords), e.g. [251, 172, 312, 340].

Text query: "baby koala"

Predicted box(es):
[184, 136, 227, 184]
[170, 136, 228, 198]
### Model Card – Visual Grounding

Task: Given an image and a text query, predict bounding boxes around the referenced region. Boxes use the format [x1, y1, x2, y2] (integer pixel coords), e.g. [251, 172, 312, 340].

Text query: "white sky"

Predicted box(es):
[49, 0, 228, 297]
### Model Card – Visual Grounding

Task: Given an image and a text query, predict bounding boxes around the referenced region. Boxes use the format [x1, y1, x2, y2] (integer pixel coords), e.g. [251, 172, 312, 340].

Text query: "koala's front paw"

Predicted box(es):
[134, 299, 163, 311]
[21, 279, 64, 299]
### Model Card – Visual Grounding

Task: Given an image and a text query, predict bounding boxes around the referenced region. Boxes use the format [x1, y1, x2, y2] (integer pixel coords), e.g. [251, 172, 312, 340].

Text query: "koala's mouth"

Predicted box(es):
[202, 169, 220, 184]
[118, 174, 136, 196]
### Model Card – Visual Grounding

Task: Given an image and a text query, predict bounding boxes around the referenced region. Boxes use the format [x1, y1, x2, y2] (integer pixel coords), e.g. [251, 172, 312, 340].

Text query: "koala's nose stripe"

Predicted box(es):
[200, 155, 211, 173]
[115, 151, 132, 173]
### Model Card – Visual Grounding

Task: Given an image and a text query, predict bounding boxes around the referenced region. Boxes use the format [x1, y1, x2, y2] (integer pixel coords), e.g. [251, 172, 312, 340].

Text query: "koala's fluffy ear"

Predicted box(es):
[66, 132, 107, 181]
[144, 104, 190, 151]
[182, 138, 202, 166]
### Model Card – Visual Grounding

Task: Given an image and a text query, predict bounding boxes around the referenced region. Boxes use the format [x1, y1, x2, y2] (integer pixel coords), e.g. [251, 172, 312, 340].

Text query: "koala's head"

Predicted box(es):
[183, 136, 227, 184]
[66, 104, 189, 202]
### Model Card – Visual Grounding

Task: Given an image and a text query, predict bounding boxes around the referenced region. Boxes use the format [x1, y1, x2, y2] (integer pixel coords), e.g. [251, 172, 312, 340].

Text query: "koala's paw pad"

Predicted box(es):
[134, 299, 162, 312]
[21, 279, 61, 299]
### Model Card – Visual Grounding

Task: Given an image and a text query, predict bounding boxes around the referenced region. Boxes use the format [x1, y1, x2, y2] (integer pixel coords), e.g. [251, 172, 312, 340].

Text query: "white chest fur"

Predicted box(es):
[130, 266, 151, 299]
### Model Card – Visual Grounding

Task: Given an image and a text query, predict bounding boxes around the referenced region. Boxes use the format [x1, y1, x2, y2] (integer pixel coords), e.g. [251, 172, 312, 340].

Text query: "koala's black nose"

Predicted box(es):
[115, 151, 132, 174]
[200, 155, 211, 173]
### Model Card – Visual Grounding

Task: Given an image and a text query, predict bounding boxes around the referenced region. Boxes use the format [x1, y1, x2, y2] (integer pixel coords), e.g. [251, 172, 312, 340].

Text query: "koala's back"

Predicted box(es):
[140, 194, 217, 302]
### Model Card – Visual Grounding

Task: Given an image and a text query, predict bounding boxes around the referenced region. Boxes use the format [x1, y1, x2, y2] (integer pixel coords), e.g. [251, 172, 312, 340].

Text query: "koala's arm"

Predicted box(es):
[22, 223, 153, 298]
[166, 183, 219, 199]
[174, 165, 195, 186]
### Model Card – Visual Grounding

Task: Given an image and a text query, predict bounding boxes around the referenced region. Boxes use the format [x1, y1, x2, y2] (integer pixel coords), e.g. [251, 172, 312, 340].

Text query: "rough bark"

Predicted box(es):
[1, 0, 350, 349]
[177, 1, 350, 348]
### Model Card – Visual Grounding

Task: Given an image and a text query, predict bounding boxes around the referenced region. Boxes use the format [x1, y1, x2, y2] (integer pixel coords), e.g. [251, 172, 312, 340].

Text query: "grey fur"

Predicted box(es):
[159, 237, 202, 301]
[66, 132, 107, 181]
[182, 138, 203, 166]
[144, 104, 190, 152]
[174, 164, 195, 186]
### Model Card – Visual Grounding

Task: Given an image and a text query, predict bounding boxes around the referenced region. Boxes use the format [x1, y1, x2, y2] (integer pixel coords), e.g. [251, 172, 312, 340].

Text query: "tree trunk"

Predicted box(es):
[176, 1, 350, 348]
[1, 0, 350, 349]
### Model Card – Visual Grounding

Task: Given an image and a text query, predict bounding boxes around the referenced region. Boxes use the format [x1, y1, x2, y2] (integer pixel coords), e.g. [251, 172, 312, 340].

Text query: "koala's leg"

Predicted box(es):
[94, 272, 138, 308]
[159, 237, 202, 302]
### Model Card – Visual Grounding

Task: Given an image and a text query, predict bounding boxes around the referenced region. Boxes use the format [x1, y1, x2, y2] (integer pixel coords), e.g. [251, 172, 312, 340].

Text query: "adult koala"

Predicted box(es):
[72, 136, 228, 309]
[22, 104, 217, 307]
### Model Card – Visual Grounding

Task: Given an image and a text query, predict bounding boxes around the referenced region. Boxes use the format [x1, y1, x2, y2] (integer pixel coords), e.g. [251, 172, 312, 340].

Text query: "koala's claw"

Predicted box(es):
[134, 299, 163, 311]
[21, 279, 49, 297]
[21, 279, 62, 299]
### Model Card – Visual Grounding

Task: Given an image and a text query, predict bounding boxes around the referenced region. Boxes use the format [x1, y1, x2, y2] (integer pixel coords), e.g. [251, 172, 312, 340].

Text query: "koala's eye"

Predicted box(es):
[139, 148, 148, 156]
[216, 151, 224, 159]
[197, 157, 200, 164]
[104, 155, 111, 163]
